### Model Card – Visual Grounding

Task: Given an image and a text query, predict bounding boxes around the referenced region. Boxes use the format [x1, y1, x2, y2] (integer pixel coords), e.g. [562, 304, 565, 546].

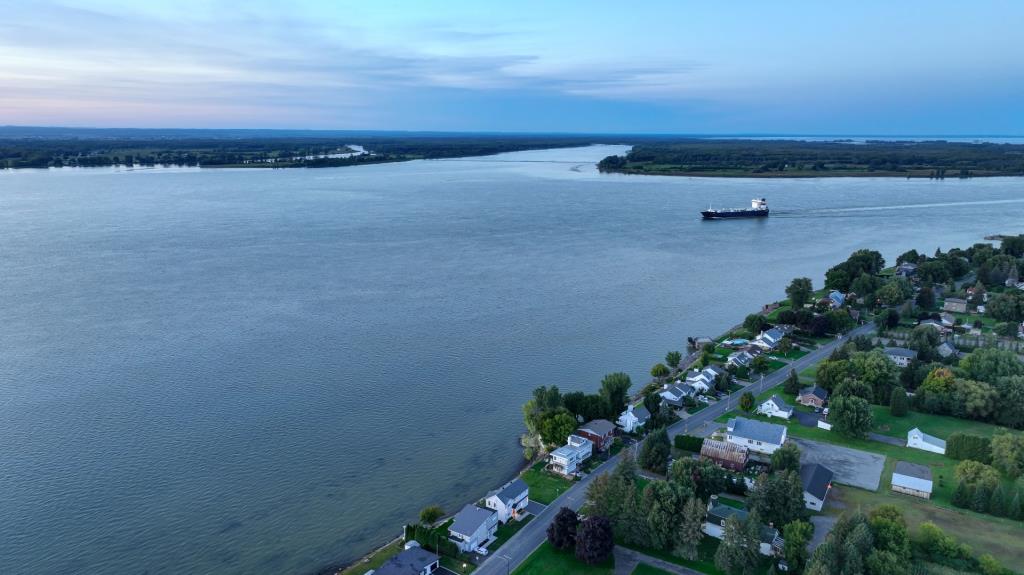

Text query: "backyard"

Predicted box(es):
[511, 542, 613, 575]
[520, 461, 574, 505]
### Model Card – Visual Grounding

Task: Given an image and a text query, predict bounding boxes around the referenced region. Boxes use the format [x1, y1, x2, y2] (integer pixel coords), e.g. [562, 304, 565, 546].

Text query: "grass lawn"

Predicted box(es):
[765, 302, 792, 322]
[521, 461, 574, 505]
[717, 495, 746, 509]
[511, 542, 613, 575]
[774, 349, 810, 360]
[491, 516, 534, 551]
[441, 556, 477, 574]
[870, 407, 1017, 440]
[339, 539, 403, 575]
[631, 564, 675, 575]
[618, 537, 727, 575]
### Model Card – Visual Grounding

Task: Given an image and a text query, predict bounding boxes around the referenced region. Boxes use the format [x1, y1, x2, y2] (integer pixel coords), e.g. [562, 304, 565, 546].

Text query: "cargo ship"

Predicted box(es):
[701, 198, 769, 219]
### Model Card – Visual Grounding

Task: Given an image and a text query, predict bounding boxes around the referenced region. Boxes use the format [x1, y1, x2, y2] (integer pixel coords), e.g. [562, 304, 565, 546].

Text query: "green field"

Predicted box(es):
[870, 407, 1015, 440]
[521, 461, 574, 504]
[512, 542, 613, 575]
[618, 537, 727, 575]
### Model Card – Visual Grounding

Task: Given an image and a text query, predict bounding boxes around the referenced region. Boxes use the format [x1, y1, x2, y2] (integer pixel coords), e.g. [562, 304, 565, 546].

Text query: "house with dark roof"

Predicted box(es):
[756, 395, 794, 420]
[375, 544, 439, 575]
[448, 504, 498, 553]
[892, 461, 933, 499]
[617, 403, 651, 433]
[936, 341, 961, 359]
[797, 385, 828, 408]
[660, 382, 697, 408]
[727, 350, 755, 368]
[702, 496, 783, 556]
[883, 347, 917, 368]
[576, 419, 616, 451]
[483, 478, 529, 524]
[726, 417, 787, 455]
[800, 463, 834, 511]
[754, 328, 785, 350]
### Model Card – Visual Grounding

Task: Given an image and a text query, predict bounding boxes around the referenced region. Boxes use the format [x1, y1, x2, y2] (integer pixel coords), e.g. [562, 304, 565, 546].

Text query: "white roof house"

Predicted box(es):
[448, 504, 498, 553]
[727, 350, 755, 368]
[883, 347, 917, 368]
[484, 479, 529, 524]
[726, 417, 787, 455]
[756, 395, 794, 420]
[891, 461, 933, 499]
[548, 434, 593, 477]
[660, 382, 697, 407]
[684, 365, 726, 393]
[907, 428, 946, 455]
[753, 328, 785, 350]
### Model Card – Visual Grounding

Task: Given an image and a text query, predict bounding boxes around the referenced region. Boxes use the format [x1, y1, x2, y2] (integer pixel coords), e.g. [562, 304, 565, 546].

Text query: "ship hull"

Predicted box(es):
[701, 209, 769, 219]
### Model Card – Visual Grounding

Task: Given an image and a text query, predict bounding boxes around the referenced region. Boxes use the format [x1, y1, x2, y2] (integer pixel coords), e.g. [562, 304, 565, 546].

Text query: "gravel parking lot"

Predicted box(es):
[793, 437, 885, 491]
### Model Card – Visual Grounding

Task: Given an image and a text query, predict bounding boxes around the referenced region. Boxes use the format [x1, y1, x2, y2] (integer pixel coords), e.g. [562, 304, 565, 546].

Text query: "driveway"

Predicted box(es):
[524, 500, 547, 516]
[792, 437, 885, 491]
[793, 411, 820, 428]
[868, 432, 906, 447]
[809, 515, 836, 552]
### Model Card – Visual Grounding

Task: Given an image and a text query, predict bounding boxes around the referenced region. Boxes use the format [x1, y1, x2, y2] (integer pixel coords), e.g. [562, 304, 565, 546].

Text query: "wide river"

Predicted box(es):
[2, 145, 1023, 574]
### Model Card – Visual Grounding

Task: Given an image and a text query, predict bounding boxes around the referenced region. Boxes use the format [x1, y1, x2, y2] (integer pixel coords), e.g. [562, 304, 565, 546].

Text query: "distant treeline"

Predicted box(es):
[598, 139, 1024, 178]
[0, 134, 607, 169]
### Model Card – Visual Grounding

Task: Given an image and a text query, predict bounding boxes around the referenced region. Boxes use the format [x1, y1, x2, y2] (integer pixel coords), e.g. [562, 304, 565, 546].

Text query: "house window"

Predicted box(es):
[756, 441, 762, 445]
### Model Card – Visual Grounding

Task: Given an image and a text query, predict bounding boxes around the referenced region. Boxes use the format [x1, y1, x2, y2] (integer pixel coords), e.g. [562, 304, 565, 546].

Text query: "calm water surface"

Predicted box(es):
[2, 146, 1023, 574]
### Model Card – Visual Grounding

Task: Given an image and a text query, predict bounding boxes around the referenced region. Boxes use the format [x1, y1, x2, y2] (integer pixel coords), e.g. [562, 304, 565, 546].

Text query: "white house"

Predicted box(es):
[483, 479, 529, 524]
[726, 417, 787, 455]
[548, 434, 593, 477]
[753, 328, 785, 350]
[883, 347, 917, 368]
[907, 428, 946, 455]
[727, 350, 755, 369]
[448, 504, 498, 553]
[660, 382, 697, 408]
[702, 496, 783, 556]
[617, 403, 651, 433]
[756, 395, 794, 420]
[376, 543, 440, 575]
[799, 464, 834, 511]
[891, 461, 933, 499]
[684, 365, 726, 393]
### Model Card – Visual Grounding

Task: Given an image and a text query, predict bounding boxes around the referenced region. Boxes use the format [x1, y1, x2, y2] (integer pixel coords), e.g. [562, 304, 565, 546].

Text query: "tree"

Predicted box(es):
[831, 395, 873, 438]
[833, 377, 873, 403]
[990, 433, 1024, 478]
[547, 507, 578, 550]
[876, 280, 910, 306]
[946, 433, 992, 463]
[1008, 490, 1022, 521]
[751, 355, 770, 375]
[989, 484, 1007, 517]
[642, 480, 686, 549]
[987, 291, 1024, 322]
[666, 351, 682, 370]
[749, 470, 806, 528]
[951, 479, 973, 508]
[907, 325, 941, 362]
[890, 386, 909, 416]
[655, 362, 671, 380]
[916, 285, 936, 309]
[849, 349, 899, 402]
[783, 520, 813, 573]
[771, 442, 801, 473]
[419, 505, 444, 525]
[639, 427, 671, 474]
[617, 484, 650, 546]
[539, 410, 578, 446]
[739, 392, 755, 412]
[613, 449, 639, 484]
[668, 458, 728, 500]
[993, 376, 1024, 429]
[875, 308, 900, 330]
[599, 372, 632, 419]
[868, 505, 911, 562]
[744, 313, 767, 334]
[715, 515, 761, 575]
[575, 515, 614, 565]
[675, 497, 706, 560]
[959, 348, 1024, 383]
[585, 473, 626, 523]
[954, 460, 1001, 491]
[784, 368, 801, 395]
[972, 483, 992, 513]
[786, 277, 814, 309]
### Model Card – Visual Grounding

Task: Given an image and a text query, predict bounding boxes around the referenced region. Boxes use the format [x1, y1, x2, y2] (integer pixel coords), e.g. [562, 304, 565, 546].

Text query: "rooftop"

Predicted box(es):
[375, 546, 439, 575]
[884, 347, 917, 358]
[799, 385, 828, 400]
[800, 463, 834, 501]
[578, 419, 615, 437]
[449, 504, 495, 537]
[493, 479, 528, 505]
[727, 417, 786, 446]
[894, 460, 933, 480]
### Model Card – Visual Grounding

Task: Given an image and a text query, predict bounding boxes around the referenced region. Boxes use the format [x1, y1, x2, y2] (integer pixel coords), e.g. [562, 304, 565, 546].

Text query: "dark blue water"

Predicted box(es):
[2, 145, 1023, 574]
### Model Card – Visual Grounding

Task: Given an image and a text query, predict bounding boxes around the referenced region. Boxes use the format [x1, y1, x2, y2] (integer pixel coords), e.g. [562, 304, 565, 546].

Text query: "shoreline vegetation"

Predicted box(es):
[597, 139, 1024, 178]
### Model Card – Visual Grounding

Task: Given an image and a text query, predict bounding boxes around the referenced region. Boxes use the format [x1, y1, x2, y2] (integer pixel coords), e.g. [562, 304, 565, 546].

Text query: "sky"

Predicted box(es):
[1, 0, 1022, 134]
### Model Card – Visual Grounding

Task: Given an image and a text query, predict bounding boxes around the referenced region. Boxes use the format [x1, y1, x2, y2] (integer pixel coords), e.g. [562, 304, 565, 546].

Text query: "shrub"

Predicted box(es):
[674, 434, 705, 452]
[946, 433, 992, 463]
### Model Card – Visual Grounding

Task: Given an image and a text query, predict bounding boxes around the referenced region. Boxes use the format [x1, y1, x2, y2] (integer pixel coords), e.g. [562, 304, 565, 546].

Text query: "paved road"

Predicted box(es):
[479, 324, 874, 575]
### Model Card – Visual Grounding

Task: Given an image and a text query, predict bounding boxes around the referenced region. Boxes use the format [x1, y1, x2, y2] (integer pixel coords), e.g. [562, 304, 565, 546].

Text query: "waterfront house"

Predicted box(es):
[617, 403, 651, 433]
[660, 382, 697, 408]
[799, 463, 834, 511]
[702, 496, 783, 556]
[943, 298, 968, 313]
[727, 350, 755, 369]
[883, 347, 917, 368]
[907, 428, 946, 455]
[548, 434, 593, 477]
[700, 438, 748, 471]
[896, 262, 918, 278]
[753, 328, 785, 351]
[726, 417, 787, 455]
[448, 504, 498, 554]
[576, 419, 616, 451]
[483, 478, 528, 524]
[797, 385, 828, 408]
[377, 543, 440, 575]
[891, 461, 933, 499]
[828, 290, 845, 309]
[756, 395, 794, 420]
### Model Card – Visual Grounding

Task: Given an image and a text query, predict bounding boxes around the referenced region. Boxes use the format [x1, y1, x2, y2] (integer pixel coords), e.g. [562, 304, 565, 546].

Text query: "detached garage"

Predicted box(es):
[891, 461, 933, 499]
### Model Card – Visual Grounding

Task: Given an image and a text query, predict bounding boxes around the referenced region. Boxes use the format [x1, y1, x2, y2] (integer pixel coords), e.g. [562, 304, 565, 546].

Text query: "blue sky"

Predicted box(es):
[1, 0, 1022, 134]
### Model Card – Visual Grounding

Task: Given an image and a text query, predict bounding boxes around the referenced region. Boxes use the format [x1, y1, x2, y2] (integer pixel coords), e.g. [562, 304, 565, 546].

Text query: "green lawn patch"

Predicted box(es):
[618, 537, 739, 575]
[512, 542, 613, 575]
[870, 407, 1017, 440]
[688, 403, 708, 414]
[491, 516, 534, 551]
[521, 461, 574, 505]
[441, 556, 477, 574]
[717, 495, 746, 509]
[631, 564, 674, 575]
[775, 349, 809, 360]
[765, 303, 792, 322]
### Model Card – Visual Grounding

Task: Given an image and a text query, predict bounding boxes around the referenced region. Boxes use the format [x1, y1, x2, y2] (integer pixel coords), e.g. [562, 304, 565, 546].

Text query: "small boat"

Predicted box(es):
[701, 198, 769, 219]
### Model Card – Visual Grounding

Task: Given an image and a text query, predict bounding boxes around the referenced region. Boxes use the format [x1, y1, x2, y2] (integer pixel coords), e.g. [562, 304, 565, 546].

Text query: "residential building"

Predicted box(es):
[907, 428, 946, 455]
[660, 382, 697, 408]
[754, 328, 785, 350]
[726, 417, 787, 455]
[700, 438, 748, 471]
[828, 290, 845, 308]
[727, 350, 755, 369]
[617, 403, 651, 433]
[799, 463, 834, 511]
[684, 365, 726, 393]
[548, 434, 593, 477]
[448, 504, 498, 553]
[918, 319, 950, 334]
[797, 385, 828, 408]
[883, 347, 917, 368]
[576, 419, 616, 451]
[936, 341, 960, 360]
[895, 262, 917, 278]
[940, 312, 957, 327]
[702, 496, 784, 556]
[756, 395, 794, 420]
[375, 544, 440, 575]
[891, 461, 933, 499]
[483, 479, 528, 524]
[943, 298, 968, 313]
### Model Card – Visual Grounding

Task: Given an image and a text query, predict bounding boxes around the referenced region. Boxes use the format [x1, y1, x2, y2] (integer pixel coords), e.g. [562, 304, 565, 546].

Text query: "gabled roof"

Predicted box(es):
[909, 428, 946, 449]
[936, 342, 958, 358]
[449, 504, 495, 537]
[761, 328, 784, 342]
[799, 385, 828, 401]
[727, 417, 786, 446]
[493, 479, 528, 505]
[578, 419, 615, 437]
[894, 460, 932, 480]
[375, 547, 439, 575]
[632, 405, 651, 422]
[944, 298, 967, 304]
[883, 347, 917, 358]
[800, 463, 834, 501]
[762, 395, 793, 414]
[706, 504, 779, 544]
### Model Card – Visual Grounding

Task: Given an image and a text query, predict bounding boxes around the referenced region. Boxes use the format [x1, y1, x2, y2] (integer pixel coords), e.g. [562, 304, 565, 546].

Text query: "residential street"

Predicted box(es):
[477, 323, 875, 575]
